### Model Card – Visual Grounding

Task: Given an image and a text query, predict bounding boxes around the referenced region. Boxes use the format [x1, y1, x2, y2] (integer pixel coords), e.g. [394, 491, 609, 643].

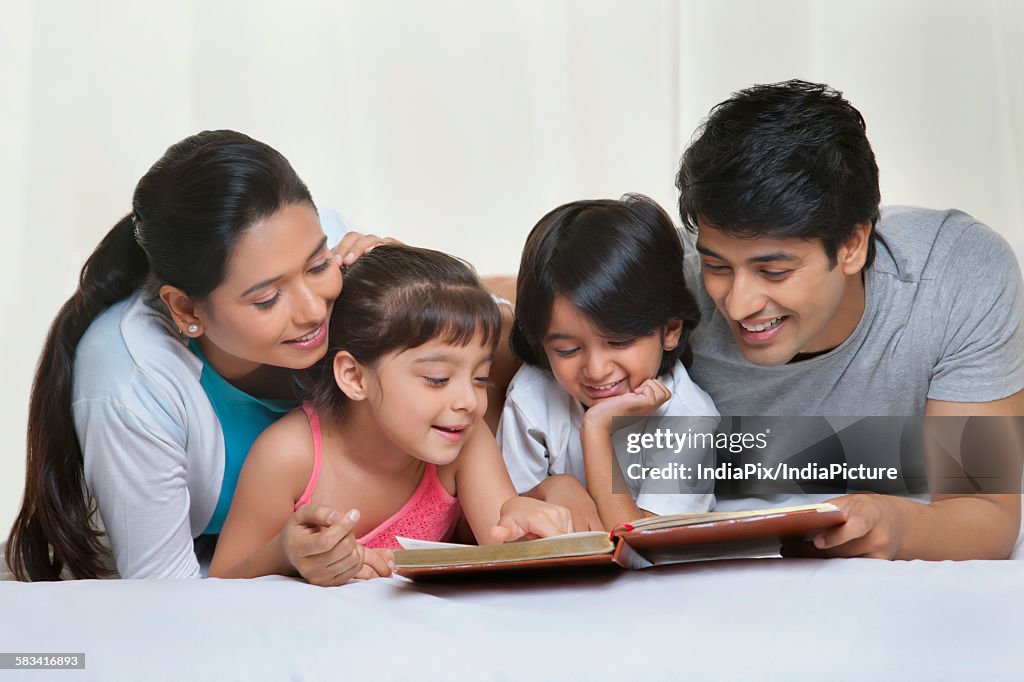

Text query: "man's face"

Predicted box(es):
[695, 220, 869, 366]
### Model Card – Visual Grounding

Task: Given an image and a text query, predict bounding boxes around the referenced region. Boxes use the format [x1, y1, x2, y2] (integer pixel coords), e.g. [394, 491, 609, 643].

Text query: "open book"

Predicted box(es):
[393, 503, 844, 579]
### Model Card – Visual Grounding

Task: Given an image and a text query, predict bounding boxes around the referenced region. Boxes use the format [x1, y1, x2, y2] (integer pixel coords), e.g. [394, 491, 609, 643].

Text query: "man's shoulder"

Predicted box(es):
[874, 206, 1014, 282]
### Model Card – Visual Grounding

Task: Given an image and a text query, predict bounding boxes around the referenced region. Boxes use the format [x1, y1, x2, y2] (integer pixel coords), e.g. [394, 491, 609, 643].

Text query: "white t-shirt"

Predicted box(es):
[74, 292, 224, 578]
[497, 361, 720, 515]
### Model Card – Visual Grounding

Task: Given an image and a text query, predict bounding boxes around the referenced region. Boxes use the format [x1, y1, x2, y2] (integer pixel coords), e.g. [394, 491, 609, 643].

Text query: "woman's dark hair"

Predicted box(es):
[305, 245, 501, 416]
[676, 79, 881, 269]
[511, 194, 699, 375]
[6, 130, 314, 581]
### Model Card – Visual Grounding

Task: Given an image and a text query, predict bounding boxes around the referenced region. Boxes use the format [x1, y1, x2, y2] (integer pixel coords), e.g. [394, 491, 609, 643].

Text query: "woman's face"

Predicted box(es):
[195, 202, 343, 379]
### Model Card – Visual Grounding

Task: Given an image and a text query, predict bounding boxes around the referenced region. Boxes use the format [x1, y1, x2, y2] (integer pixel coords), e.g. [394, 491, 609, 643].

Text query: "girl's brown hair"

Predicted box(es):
[305, 244, 501, 415]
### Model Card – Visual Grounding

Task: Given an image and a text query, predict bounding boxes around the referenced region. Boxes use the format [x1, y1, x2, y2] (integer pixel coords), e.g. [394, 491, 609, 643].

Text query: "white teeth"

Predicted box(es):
[588, 380, 621, 391]
[293, 326, 321, 343]
[740, 316, 784, 332]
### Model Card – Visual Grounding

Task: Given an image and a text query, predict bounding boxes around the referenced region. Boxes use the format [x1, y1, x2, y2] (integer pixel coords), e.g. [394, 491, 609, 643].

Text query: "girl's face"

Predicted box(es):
[541, 295, 681, 408]
[362, 333, 493, 465]
[196, 203, 343, 378]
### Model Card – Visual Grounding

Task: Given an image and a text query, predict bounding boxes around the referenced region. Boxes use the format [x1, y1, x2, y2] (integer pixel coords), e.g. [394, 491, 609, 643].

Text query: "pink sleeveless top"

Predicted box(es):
[292, 402, 462, 549]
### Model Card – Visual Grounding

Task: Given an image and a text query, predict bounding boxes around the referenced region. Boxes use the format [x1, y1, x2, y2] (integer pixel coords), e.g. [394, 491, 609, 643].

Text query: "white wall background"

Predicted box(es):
[1, 0, 1022, 535]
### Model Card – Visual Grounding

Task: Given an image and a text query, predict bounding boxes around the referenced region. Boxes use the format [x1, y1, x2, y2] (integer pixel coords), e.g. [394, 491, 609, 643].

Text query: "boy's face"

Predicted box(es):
[695, 221, 869, 366]
[541, 295, 681, 408]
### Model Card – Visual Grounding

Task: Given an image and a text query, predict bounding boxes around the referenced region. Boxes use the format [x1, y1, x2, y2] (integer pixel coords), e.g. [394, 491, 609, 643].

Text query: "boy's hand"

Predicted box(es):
[582, 378, 672, 432]
[490, 496, 574, 543]
[281, 505, 367, 586]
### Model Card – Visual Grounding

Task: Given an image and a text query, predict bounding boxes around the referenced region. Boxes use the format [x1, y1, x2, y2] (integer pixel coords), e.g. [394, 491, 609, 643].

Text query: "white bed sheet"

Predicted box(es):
[2, 554, 1023, 681]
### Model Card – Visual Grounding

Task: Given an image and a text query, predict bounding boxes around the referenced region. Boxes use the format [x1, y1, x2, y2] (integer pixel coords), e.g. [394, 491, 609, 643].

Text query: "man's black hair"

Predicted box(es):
[677, 79, 880, 268]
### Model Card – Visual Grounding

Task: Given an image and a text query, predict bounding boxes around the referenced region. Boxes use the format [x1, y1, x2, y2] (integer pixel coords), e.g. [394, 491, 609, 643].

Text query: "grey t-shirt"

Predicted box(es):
[681, 206, 1024, 496]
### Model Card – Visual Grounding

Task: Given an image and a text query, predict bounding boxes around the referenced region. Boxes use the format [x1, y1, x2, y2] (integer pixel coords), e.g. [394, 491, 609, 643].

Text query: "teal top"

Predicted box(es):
[188, 341, 298, 535]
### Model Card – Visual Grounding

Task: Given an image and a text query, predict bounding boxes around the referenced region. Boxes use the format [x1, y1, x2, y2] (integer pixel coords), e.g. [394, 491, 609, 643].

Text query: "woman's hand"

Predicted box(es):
[331, 231, 402, 266]
[489, 496, 574, 543]
[279, 505, 370, 586]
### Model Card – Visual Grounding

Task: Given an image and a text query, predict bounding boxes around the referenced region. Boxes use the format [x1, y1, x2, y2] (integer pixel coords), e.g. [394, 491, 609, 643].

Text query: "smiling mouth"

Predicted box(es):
[585, 379, 623, 391]
[581, 378, 627, 400]
[284, 321, 326, 347]
[432, 425, 469, 442]
[739, 316, 785, 332]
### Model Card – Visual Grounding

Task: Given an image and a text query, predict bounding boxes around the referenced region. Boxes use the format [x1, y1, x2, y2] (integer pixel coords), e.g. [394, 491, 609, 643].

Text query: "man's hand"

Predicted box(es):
[782, 494, 900, 559]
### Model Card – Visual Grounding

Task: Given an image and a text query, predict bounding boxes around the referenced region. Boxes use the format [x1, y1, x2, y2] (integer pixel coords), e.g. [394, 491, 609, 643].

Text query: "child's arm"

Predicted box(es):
[208, 416, 391, 584]
[579, 426, 651, 530]
[522, 475, 604, 532]
[580, 379, 671, 530]
[497, 395, 603, 530]
[452, 425, 573, 543]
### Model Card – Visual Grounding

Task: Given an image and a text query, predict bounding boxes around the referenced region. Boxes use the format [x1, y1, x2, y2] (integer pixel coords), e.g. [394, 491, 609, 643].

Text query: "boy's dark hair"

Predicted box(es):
[512, 194, 699, 376]
[305, 244, 501, 416]
[676, 79, 880, 269]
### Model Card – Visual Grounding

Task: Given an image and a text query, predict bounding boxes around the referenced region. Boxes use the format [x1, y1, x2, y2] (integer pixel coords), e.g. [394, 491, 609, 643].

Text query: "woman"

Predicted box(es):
[5, 130, 538, 580]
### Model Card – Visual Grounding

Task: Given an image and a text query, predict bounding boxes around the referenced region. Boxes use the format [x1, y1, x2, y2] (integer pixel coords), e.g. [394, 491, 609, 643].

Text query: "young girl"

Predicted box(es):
[499, 195, 719, 531]
[210, 245, 571, 585]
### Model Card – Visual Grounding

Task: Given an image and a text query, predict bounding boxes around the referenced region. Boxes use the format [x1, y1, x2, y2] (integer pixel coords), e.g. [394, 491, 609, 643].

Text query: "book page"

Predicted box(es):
[627, 502, 840, 531]
[397, 531, 609, 551]
[396, 537, 470, 550]
[394, 531, 615, 569]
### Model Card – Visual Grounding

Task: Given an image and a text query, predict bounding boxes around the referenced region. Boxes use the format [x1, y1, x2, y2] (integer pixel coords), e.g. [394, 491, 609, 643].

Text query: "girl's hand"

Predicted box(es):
[331, 231, 402, 267]
[352, 548, 395, 580]
[781, 494, 898, 559]
[280, 505, 367, 586]
[528, 474, 604, 532]
[490, 496, 574, 543]
[582, 378, 672, 432]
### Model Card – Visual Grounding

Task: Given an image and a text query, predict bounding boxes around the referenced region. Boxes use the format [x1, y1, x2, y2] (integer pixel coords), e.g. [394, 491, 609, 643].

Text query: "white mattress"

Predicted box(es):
[2, 553, 1023, 681]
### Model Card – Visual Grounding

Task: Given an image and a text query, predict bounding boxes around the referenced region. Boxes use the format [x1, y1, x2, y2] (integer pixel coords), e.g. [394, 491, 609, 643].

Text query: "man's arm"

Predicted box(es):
[803, 390, 1023, 560]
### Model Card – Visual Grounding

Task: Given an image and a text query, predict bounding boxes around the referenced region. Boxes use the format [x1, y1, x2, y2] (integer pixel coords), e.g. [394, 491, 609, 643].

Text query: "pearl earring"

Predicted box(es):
[352, 392, 362, 399]
[188, 324, 199, 334]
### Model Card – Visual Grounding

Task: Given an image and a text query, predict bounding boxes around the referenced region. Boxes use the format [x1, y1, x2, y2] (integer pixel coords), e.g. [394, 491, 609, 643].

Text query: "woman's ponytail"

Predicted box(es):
[5, 215, 149, 580]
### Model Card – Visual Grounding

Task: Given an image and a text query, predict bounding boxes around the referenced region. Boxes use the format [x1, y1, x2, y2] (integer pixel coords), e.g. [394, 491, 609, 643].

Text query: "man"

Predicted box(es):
[677, 80, 1023, 559]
